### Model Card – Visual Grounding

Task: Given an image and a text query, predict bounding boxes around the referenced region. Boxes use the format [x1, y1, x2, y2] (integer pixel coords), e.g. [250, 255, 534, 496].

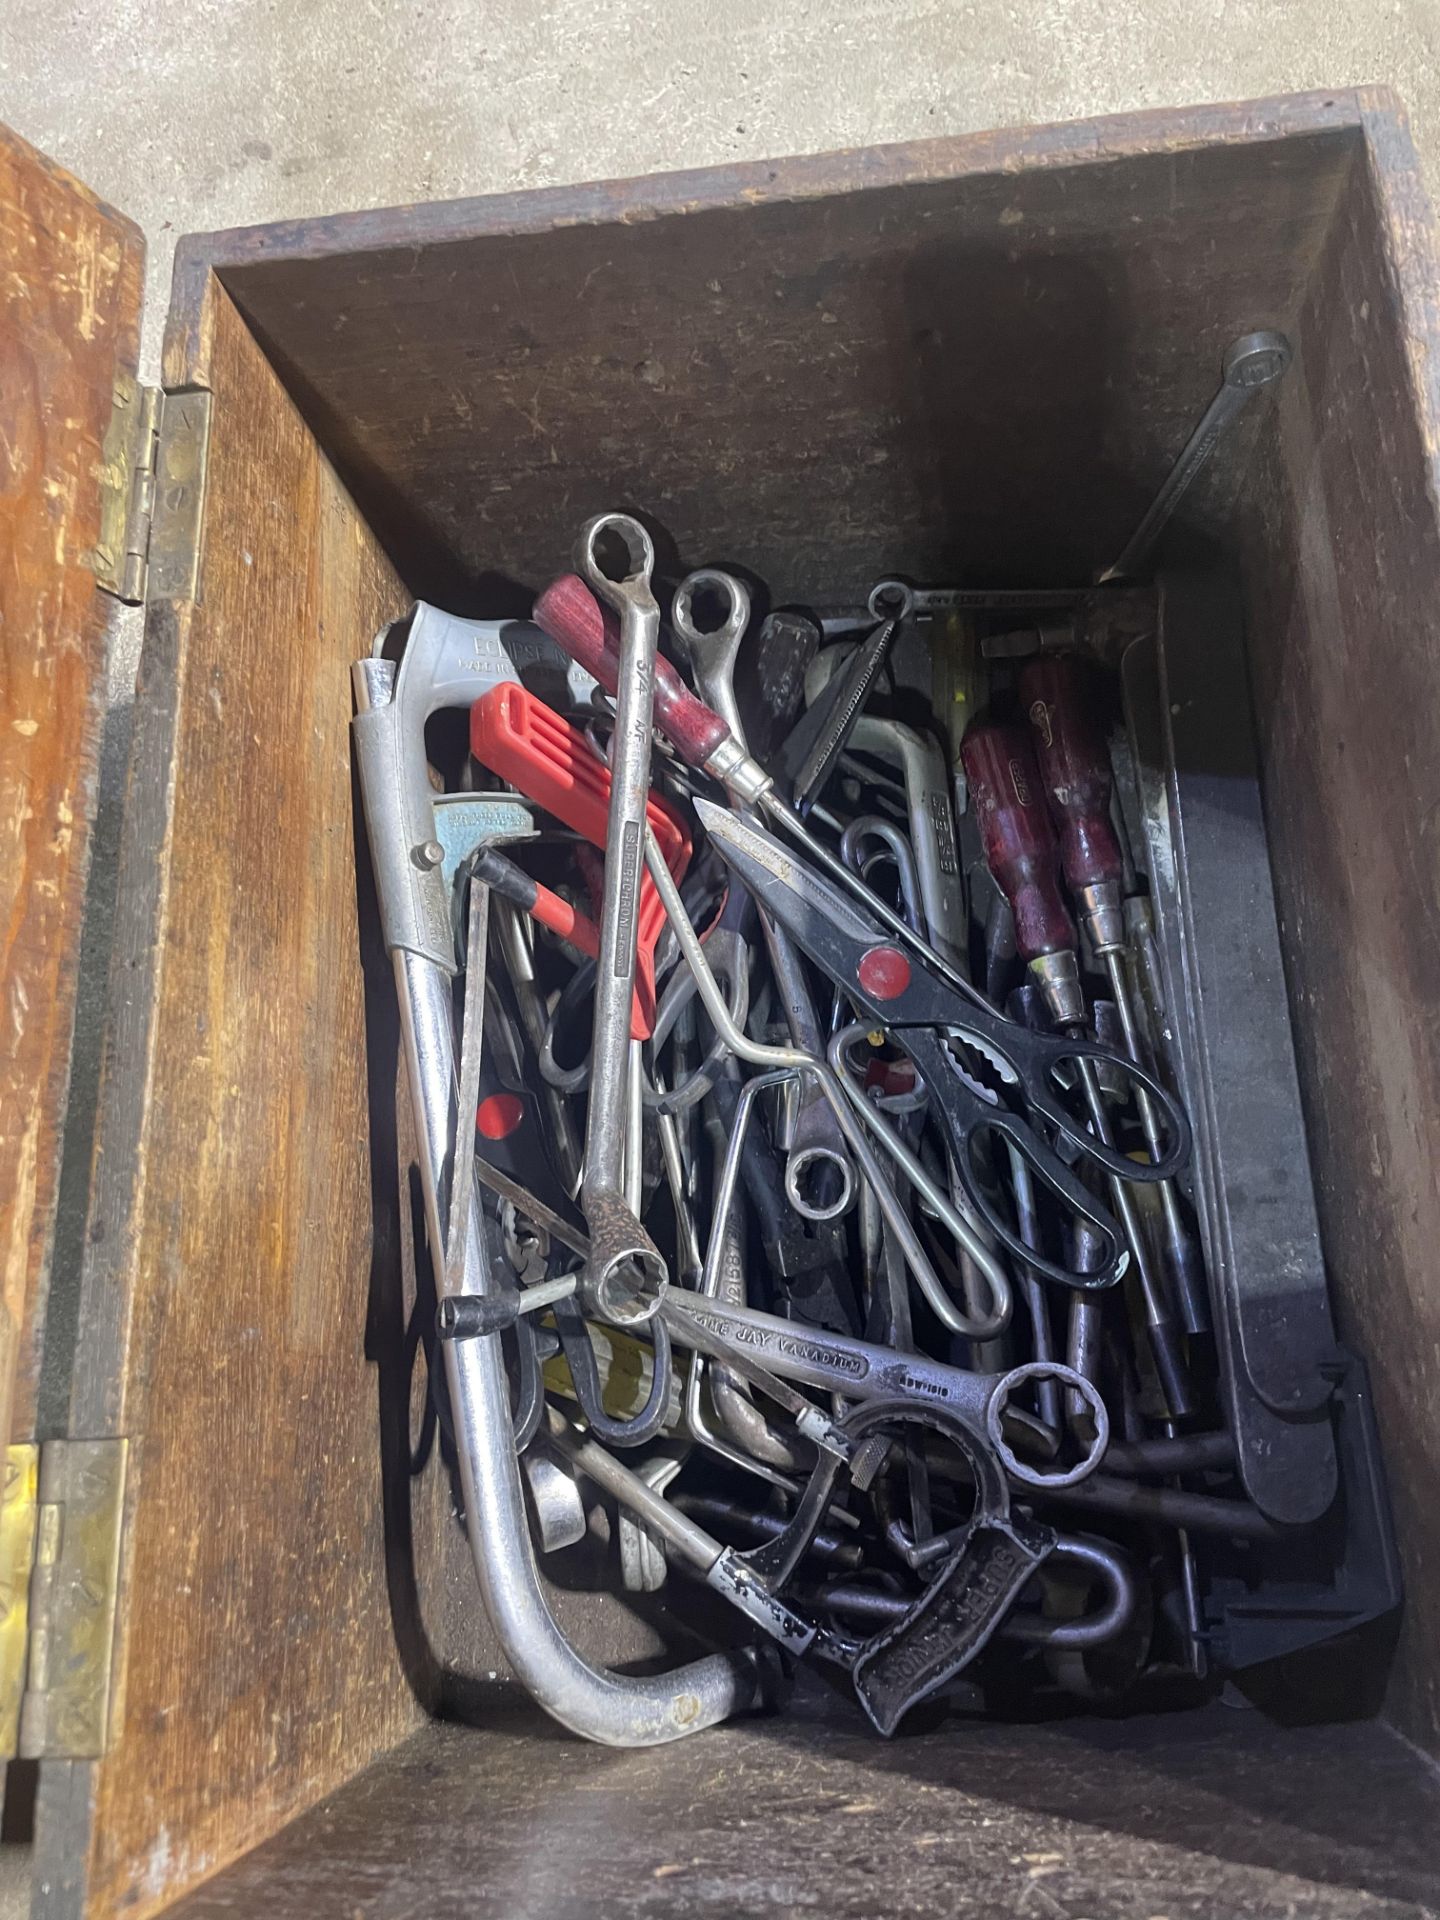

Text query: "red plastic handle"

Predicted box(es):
[532, 574, 732, 769]
[469, 682, 691, 1038]
[1019, 654, 1124, 893]
[526, 878, 601, 965]
[473, 843, 602, 963]
[959, 719, 1075, 963]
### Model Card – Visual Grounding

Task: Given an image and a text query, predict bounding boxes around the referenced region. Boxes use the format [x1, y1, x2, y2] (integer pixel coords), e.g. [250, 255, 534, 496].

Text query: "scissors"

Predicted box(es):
[693, 799, 1191, 1291]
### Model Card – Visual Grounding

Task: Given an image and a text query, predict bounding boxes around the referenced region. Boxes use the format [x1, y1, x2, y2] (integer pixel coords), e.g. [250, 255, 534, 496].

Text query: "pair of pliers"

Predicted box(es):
[694, 800, 1191, 1290]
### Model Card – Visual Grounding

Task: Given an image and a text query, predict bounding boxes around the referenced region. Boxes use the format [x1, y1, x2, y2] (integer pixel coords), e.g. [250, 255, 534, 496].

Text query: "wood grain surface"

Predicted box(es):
[1242, 92, 1440, 1759]
[47, 264, 718, 1917]
[46, 276, 421, 1919]
[164, 92, 1360, 615]
[163, 1699, 1440, 1920]
[0, 124, 141, 1447]
[25, 87, 1440, 1918]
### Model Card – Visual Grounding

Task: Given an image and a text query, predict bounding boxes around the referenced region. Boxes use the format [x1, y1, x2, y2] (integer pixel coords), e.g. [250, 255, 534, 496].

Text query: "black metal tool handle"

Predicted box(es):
[841, 1399, 1056, 1736]
[966, 1014, 1193, 1183]
[903, 1028, 1129, 1291]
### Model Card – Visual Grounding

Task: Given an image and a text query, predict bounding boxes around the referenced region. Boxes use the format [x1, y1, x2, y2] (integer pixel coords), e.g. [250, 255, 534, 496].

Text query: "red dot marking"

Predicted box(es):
[477, 1092, 525, 1140]
[864, 1056, 917, 1096]
[856, 945, 912, 1001]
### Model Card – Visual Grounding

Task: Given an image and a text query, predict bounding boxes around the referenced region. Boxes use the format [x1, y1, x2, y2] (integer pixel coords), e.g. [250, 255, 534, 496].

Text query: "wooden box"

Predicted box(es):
[5, 86, 1440, 1919]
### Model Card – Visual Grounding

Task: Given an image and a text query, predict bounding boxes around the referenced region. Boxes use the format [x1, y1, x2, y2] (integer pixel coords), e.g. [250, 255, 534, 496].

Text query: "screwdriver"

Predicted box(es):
[1018, 652, 1210, 1338]
[532, 574, 995, 1017]
[958, 717, 1194, 1420]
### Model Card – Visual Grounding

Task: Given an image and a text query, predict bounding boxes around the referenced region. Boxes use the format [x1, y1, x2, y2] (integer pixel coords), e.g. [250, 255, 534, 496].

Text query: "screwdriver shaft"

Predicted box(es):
[1102, 949, 1210, 1336]
[1071, 1052, 1193, 1420]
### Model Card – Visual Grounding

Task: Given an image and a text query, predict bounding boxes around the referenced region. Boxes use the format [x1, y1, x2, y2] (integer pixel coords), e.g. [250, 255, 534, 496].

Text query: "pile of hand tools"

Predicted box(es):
[351, 338, 1398, 1747]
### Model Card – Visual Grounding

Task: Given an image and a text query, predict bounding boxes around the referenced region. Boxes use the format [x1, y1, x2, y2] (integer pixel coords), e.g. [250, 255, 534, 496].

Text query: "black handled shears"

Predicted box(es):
[694, 799, 1192, 1290]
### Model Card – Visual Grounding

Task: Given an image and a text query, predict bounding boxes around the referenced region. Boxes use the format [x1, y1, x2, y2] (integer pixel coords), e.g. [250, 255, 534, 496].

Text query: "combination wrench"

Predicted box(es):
[574, 514, 670, 1324]
[672, 567, 856, 1223]
[1098, 329, 1291, 581]
[663, 1291, 1106, 1492]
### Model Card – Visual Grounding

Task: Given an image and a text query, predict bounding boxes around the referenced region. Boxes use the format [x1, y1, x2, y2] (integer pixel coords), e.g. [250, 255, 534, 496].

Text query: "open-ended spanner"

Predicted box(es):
[574, 514, 670, 1325]
[673, 567, 856, 1223]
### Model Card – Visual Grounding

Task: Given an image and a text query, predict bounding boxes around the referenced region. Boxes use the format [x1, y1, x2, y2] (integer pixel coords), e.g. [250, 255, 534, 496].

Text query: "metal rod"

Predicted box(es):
[1104, 1430, 1234, 1477]
[1072, 1046, 1193, 1420]
[353, 654, 770, 1749]
[1103, 948, 1210, 1335]
[692, 1070, 812, 1475]
[826, 1023, 1011, 1339]
[1098, 331, 1291, 582]
[492, 900, 582, 1190]
[675, 567, 857, 1221]
[642, 826, 998, 1346]
[575, 513, 668, 1323]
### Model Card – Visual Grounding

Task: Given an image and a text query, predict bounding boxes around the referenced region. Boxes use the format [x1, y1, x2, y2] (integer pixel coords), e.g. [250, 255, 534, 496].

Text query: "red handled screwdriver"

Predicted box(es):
[1019, 652, 1210, 1339]
[532, 575, 995, 1015]
[959, 718, 1194, 1420]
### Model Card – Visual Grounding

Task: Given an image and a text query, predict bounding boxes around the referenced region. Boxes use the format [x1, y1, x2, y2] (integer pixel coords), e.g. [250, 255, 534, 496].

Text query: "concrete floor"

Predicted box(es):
[3, 0, 1438, 693]
[4, 4, 1440, 1914]
[3, 0, 1438, 389]
[0, 0, 1435, 706]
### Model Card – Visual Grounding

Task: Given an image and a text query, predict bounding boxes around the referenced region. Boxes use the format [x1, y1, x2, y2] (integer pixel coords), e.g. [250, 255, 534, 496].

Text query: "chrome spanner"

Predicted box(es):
[1098, 329, 1291, 582]
[662, 1292, 1106, 1491]
[673, 567, 856, 1223]
[575, 514, 669, 1324]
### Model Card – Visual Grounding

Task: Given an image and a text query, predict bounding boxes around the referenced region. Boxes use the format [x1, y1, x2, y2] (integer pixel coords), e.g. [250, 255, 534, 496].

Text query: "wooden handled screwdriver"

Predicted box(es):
[959, 718, 1194, 1420]
[1018, 652, 1211, 1339]
[532, 574, 996, 1016]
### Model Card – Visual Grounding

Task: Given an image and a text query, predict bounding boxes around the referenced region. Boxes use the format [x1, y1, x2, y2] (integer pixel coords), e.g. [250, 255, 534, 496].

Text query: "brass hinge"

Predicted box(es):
[93, 373, 210, 606]
[0, 1447, 39, 1754]
[92, 373, 159, 603]
[0, 1440, 128, 1760]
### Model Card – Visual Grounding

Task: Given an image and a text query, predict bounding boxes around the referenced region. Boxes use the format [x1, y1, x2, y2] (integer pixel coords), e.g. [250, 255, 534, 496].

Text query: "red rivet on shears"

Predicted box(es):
[856, 945, 911, 1000]
[477, 1092, 525, 1140]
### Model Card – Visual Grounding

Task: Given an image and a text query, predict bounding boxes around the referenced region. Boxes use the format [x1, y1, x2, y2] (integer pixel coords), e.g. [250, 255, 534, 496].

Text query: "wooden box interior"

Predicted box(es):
[39, 90, 1440, 1918]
